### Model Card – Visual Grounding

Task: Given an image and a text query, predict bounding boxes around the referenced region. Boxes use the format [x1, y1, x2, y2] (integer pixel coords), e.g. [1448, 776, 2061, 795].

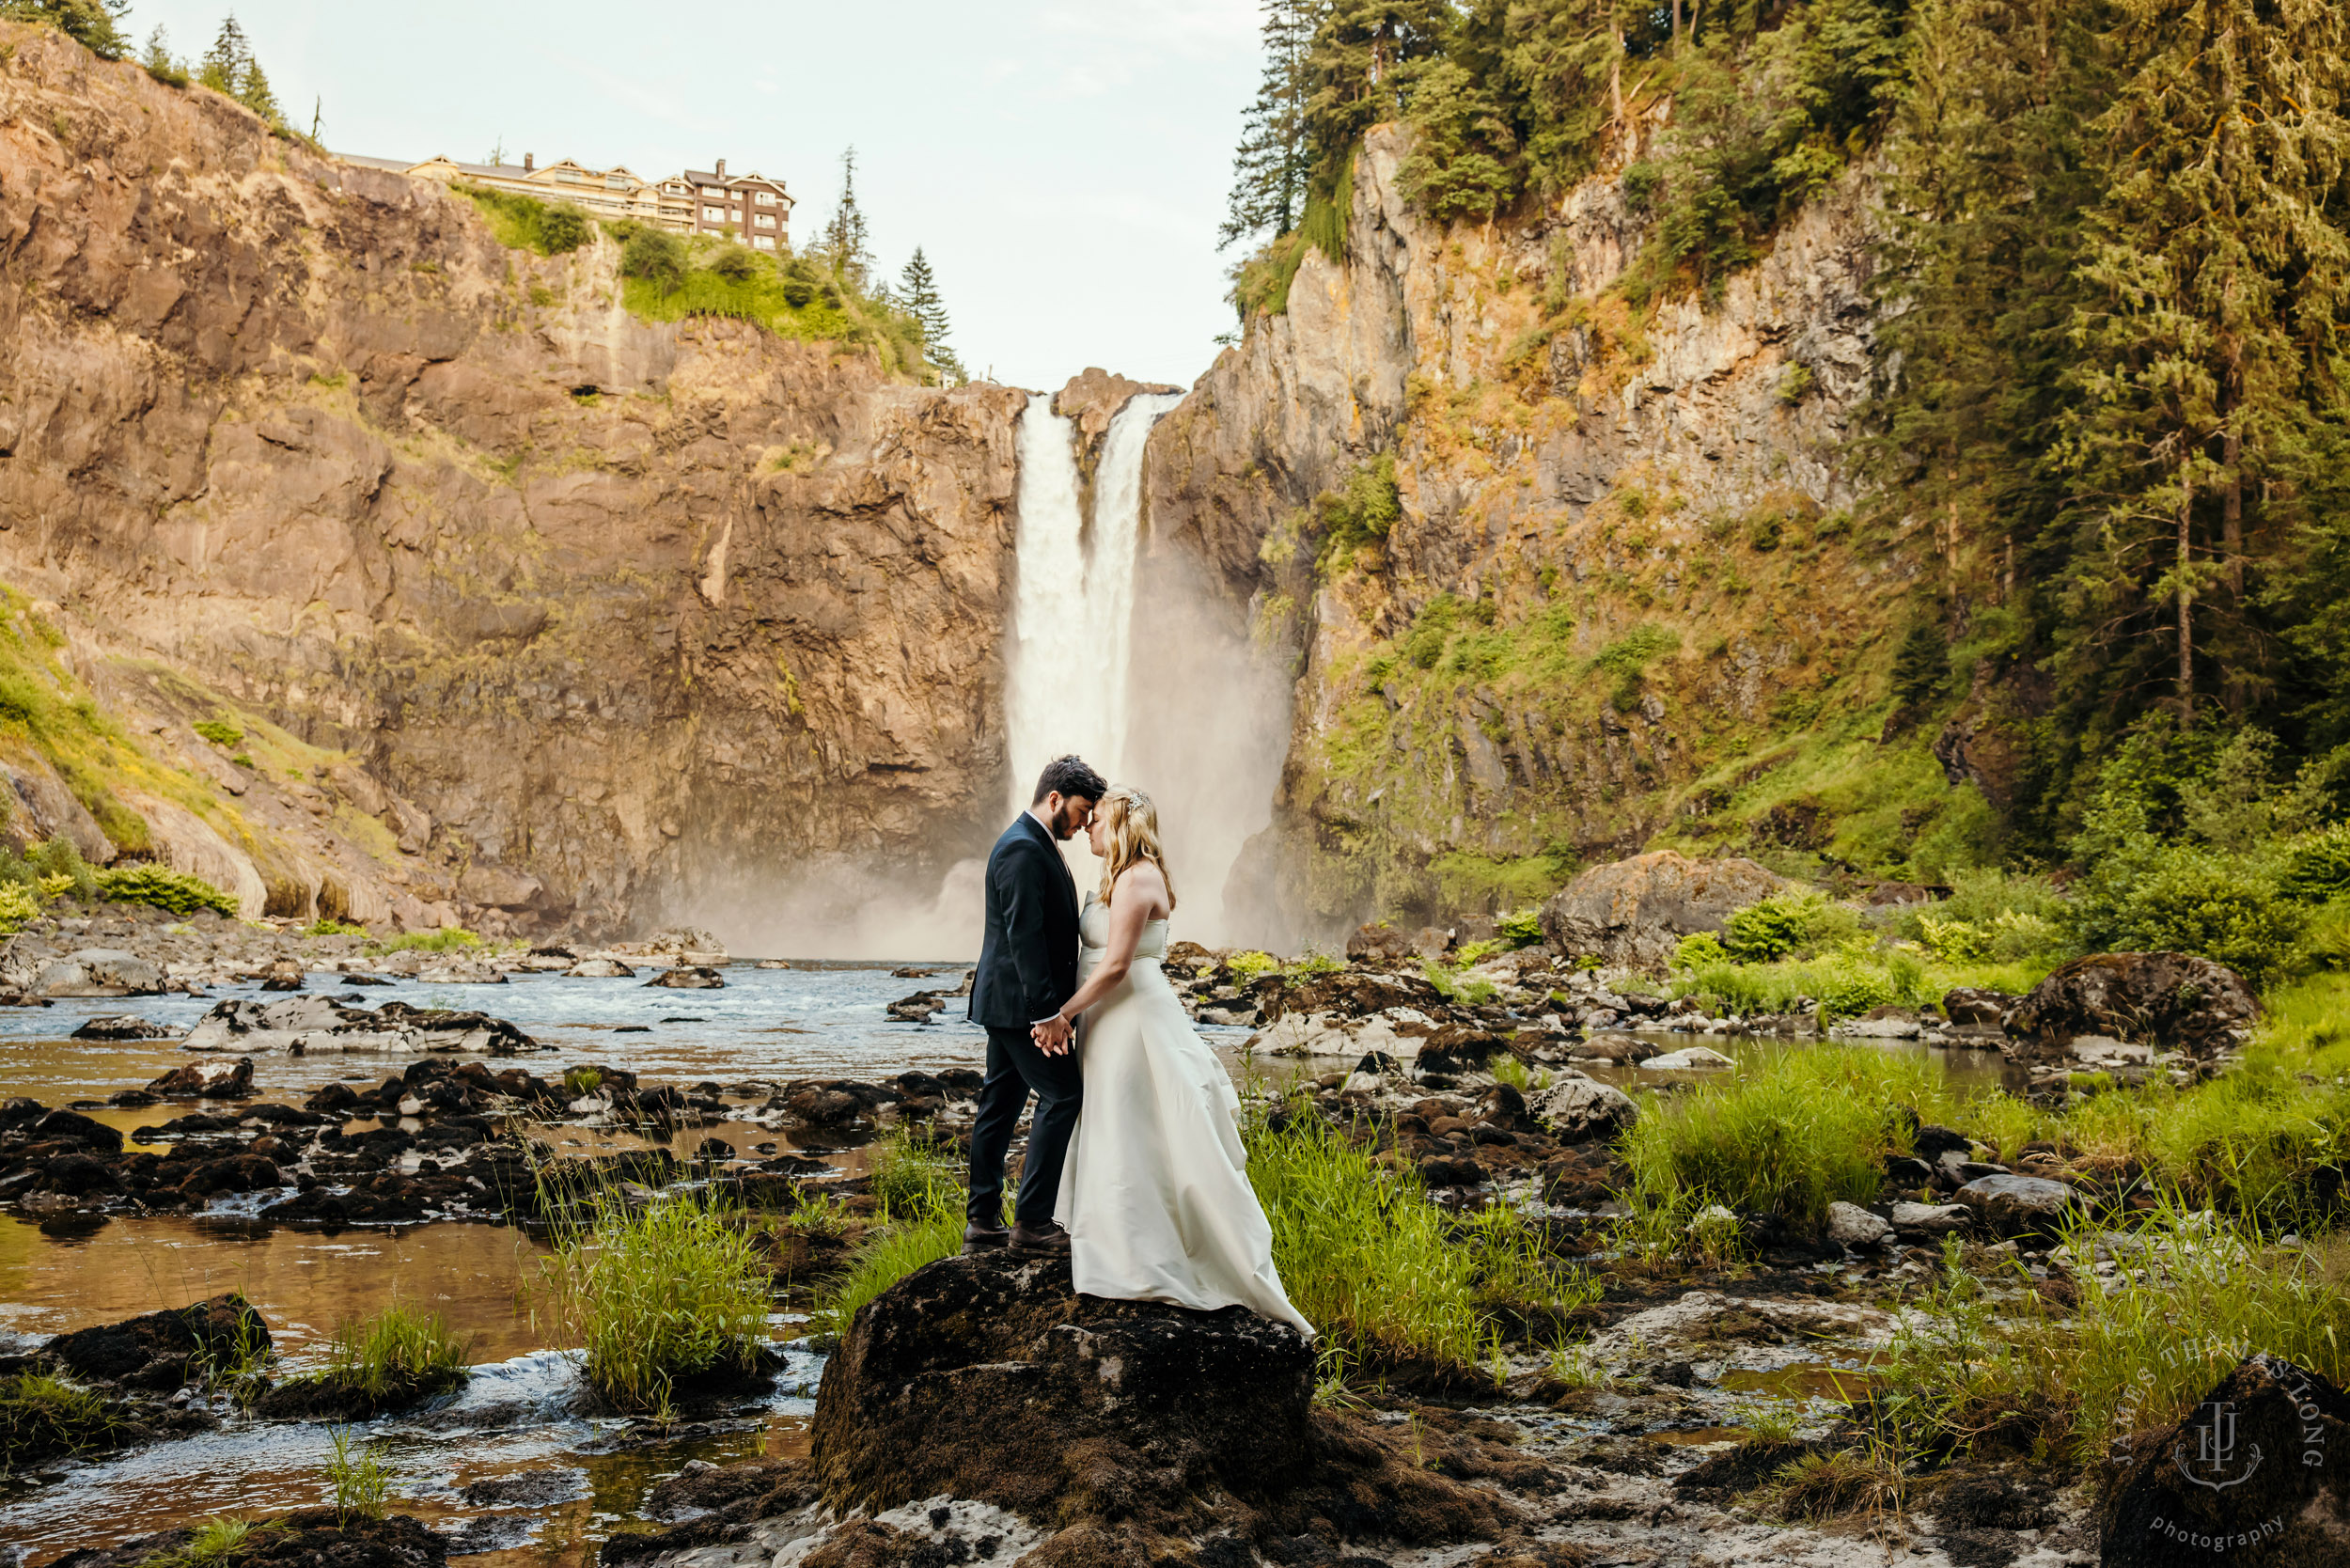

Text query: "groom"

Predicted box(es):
[964, 753, 1107, 1258]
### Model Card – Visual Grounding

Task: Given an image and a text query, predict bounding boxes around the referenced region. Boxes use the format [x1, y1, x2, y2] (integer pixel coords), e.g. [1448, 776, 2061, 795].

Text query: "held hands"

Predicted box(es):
[1032, 1011, 1075, 1055]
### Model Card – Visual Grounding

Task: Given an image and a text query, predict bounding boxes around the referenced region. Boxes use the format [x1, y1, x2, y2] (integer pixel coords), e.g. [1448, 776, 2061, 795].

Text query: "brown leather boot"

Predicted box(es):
[1006, 1221, 1071, 1258]
[961, 1222, 1010, 1257]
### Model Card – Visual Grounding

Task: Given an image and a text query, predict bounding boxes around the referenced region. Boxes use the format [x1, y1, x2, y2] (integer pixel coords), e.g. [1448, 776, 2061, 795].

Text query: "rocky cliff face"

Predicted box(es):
[1147, 119, 1939, 944]
[0, 25, 1025, 935]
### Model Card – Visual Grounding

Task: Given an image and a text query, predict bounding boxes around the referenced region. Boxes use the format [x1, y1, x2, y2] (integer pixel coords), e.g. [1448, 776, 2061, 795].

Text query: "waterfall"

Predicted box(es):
[1002, 391, 1185, 815]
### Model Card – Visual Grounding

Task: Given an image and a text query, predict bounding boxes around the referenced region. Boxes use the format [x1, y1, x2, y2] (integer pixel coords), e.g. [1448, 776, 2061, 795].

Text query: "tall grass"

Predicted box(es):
[313, 1301, 471, 1402]
[1622, 1045, 1949, 1228]
[370, 927, 482, 954]
[813, 1207, 963, 1340]
[1874, 1211, 2350, 1465]
[538, 1191, 771, 1414]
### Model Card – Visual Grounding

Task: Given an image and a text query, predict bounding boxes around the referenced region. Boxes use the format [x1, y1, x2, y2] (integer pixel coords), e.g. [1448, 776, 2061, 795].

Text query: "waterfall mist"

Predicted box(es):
[687, 387, 1293, 959]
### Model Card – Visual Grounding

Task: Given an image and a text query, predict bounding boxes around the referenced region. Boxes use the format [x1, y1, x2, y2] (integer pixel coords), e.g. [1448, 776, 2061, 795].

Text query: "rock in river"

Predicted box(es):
[2100, 1354, 2349, 1567]
[1826, 1201, 1892, 1248]
[646, 965, 726, 989]
[180, 995, 542, 1056]
[45, 1293, 272, 1391]
[71, 1014, 179, 1042]
[1525, 1071, 1637, 1142]
[812, 1249, 1317, 1521]
[146, 1055, 255, 1099]
[48, 1511, 450, 1568]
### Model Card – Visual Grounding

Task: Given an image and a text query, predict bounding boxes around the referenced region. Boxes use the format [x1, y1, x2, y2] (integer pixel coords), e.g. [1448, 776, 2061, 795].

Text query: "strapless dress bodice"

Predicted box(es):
[1080, 894, 1168, 961]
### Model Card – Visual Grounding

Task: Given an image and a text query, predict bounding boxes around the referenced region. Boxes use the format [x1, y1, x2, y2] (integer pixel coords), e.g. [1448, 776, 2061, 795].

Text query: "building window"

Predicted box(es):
[702, 207, 726, 222]
[701, 186, 725, 197]
[755, 192, 776, 206]
[755, 213, 775, 228]
[753, 235, 775, 249]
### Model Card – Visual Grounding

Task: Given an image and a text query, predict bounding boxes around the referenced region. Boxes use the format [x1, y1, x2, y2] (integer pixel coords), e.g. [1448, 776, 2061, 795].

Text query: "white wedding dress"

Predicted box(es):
[1054, 895, 1311, 1335]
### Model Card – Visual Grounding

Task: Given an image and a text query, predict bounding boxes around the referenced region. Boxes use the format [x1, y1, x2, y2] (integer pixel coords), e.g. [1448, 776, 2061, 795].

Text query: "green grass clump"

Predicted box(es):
[0, 1372, 123, 1466]
[867, 1123, 964, 1220]
[325, 1427, 390, 1523]
[193, 719, 243, 746]
[539, 1191, 771, 1414]
[95, 864, 238, 917]
[370, 926, 480, 953]
[1622, 1045, 1950, 1230]
[1225, 949, 1279, 982]
[308, 1301, 471, 1405]
[305, 917, 368, 937]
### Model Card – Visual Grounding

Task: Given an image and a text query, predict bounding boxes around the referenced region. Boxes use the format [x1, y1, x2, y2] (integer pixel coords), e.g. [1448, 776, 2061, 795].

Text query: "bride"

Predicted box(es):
[1038, 785, 1311, 1335]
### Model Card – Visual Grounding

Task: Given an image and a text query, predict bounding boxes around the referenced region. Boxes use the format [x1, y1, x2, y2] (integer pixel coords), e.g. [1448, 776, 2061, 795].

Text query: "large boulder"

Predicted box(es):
[36, 948, 165, 997]
[1954, 1173, 2081, 1236]
[812, 1250, 1315, 1522]
[46, 1511, 448, 1568]
[2006, 952, 2258, 1057]
[2100, 1354, 2350, 1566]
[45, 1294, 272, 1391]
[1538, 852, 1789, 967]
[146, 1056, 255, 1098]
[180, 996, 541, 1056]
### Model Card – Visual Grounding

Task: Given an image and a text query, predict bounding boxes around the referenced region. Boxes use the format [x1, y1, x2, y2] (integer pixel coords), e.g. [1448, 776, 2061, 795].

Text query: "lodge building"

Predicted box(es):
[342, 149, 794, 249]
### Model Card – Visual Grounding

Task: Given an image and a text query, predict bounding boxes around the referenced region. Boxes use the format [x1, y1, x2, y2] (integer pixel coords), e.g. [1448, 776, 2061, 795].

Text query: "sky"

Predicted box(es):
[125, 1, 1265, 392]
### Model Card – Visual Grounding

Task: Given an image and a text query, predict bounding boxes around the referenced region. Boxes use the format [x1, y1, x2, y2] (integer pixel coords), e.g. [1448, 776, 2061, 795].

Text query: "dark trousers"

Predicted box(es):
[967, 1024, 1083, 1231]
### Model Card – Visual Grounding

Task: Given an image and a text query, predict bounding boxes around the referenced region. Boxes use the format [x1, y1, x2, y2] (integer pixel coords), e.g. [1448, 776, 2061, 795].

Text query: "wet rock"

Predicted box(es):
[70, 1014, 179, 1042]
[2006, 952, 2258, 1058]
[1524, 1073, 1637, 1142]
[1954, 1174, 2079, 1236]
[38, 948, 166, 997]
[1827, 1201, 1892, 1248]
[1346, 922, 1418, 962]
[181, 1152, 285, 1197]
[146, 1056, 255, 1099]
[45, 1293, 272, 1391]
[181, 996, 543, 1056]
[1537, 852, 1788, 967]
[259, 959, 306, 991]
[811, 1248, 1314, 1519]
[1569, 1033, 1657, 1064]
[460, 1467, 589, 1507]
[566, 958, 635, 978]
[2100, 1354, 2349, 1567]
[1890, 1201, 1974, 1235]
[29, 1106, 125, 1153]
[1942, 987, 2019, 1027]
[887, 991, 947, 1023]
[1639, 1046, 1735, 1072]
[48, 1510, 450, 1568]
[646, 965, 727, 989]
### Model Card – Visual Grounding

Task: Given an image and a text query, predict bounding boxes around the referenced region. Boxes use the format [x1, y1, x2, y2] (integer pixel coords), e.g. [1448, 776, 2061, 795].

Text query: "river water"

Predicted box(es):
[0, 959, 2011, 1561]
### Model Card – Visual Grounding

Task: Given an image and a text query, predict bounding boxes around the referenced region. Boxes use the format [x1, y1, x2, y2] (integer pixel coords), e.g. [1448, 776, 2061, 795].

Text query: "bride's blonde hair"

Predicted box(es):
[1096, 785, 1176, 911]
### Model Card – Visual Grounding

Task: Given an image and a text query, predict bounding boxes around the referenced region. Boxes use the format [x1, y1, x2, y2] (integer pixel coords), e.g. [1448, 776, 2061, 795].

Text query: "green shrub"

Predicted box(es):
[1621, 1045, 1949, 1230]
[539, 1190, 771, 1414]
[95, 864, 238, 917]
[0, 882, 37, 933]
[306, 917, 368, 937]
[620, 226, 688, 291]
[1496, 906, 1545, 949]
[2074, 842, 2307, 987]
[370, 927, 480, 953]
[1722, 890, 1859, 962]
[1225, 949, 1279, 981]
[193, 719, 243, 745]
[2283, 823, 2350, 902]
[453, 183, 591, 256]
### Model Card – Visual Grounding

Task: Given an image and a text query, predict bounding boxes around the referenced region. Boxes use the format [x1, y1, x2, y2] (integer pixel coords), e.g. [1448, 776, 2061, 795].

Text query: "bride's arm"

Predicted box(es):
[1045, 867, 1162, 1027]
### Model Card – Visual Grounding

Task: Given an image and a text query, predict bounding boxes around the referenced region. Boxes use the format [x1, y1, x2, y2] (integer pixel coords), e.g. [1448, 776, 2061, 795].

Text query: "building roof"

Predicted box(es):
[683, 168, 791, 196]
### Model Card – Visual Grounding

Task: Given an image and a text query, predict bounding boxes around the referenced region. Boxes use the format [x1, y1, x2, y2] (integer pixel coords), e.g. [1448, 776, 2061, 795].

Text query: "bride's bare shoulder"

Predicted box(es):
[1112, 861, 1169, 913]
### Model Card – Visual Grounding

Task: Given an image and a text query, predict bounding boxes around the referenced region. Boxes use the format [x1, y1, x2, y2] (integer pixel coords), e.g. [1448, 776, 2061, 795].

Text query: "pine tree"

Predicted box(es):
[898, 247, 964, 383]
[2, 0, 133, 60]
[820, 147, 874, 290]
[196, 15, 251, 95]
[2056, 0, 2350, 721]
[1221, 0, 1324, 247]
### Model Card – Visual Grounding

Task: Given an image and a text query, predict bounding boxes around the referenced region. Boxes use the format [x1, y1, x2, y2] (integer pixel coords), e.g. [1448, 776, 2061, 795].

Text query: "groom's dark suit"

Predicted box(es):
[965, 810, 1084, 1231]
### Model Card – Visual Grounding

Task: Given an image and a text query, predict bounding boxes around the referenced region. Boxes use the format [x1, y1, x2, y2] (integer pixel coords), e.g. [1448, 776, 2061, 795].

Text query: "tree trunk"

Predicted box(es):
[2177, 460, 2195, 719]
[1611, 42, 1623, 132]
[1672, 0, 1683, 44]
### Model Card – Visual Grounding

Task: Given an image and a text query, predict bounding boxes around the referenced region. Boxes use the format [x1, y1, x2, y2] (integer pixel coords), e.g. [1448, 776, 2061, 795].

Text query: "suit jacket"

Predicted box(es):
[967, 811, 1081, 1028]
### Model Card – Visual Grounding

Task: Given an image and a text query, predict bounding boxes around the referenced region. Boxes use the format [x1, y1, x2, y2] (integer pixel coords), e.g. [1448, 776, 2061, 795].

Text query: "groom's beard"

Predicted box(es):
[1049, 800, 1093, 839]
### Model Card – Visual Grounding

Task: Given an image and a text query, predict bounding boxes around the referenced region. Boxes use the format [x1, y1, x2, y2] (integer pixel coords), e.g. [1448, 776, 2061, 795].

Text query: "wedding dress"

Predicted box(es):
[1054, 895, 1311, 1335]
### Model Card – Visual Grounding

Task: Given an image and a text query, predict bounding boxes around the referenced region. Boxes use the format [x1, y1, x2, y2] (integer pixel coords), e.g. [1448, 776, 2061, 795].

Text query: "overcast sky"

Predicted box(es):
[126, 2, 1263, 391]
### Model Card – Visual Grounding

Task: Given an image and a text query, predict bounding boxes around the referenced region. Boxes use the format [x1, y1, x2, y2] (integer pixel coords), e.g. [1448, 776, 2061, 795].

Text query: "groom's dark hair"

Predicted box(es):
[1032, 754, 1107, 805]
